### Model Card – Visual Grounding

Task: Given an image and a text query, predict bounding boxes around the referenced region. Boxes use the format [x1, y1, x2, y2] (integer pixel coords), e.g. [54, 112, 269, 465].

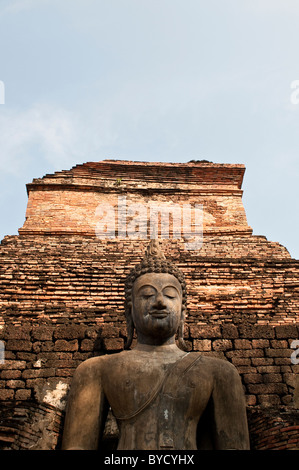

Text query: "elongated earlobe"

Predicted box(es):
[177, 326, 187, 351]
[124, 313, 135, 349]
[177, 311, 188, 351]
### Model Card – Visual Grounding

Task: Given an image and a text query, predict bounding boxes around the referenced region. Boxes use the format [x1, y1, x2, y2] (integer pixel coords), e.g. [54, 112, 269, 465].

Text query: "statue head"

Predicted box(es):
[124, 240, 187, 350]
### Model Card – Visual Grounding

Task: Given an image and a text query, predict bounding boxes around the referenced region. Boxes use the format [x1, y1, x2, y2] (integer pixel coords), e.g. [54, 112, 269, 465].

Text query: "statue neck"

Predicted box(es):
[133, 341, 183, 354]
[135, 332, 176, 347]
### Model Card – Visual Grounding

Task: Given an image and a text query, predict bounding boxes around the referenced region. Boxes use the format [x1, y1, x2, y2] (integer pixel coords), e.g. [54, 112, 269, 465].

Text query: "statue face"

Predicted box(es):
[131, 272, 183, 344]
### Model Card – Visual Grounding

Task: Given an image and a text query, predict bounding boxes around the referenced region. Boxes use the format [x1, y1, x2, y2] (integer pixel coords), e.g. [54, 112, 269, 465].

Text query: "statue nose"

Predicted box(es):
[153, 293, 166, 309]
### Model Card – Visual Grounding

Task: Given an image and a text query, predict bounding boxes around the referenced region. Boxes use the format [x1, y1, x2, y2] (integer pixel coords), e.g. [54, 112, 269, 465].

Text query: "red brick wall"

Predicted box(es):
[0, 234, 298, 449]
[20, 160, 251, 237]
[248, 409, 299, 450]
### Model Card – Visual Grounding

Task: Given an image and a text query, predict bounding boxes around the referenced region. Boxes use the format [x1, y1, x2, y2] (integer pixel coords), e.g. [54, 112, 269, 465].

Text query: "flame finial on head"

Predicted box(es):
[144, 239, 166, 259]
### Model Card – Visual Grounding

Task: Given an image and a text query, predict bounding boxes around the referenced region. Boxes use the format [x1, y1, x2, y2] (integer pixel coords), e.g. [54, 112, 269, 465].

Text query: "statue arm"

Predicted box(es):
[62, 358, 109, 450]
[211, 361, 250, 450]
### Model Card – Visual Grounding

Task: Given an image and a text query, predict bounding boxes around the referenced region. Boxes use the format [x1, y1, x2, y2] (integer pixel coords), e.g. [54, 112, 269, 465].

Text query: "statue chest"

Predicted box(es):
[102, 353, 212, 427]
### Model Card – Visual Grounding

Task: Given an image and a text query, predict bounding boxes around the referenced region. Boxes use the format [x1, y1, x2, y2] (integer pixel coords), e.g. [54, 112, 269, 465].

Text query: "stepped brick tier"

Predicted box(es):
[0, 160, 298, 450]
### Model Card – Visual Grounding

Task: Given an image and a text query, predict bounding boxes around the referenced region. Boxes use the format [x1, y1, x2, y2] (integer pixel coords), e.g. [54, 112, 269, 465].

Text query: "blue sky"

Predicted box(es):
[0, 0, 299, 258]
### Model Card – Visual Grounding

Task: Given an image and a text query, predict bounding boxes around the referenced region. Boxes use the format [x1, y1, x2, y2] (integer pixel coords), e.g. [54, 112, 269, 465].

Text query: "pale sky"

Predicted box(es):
[0, 0, 299, 258]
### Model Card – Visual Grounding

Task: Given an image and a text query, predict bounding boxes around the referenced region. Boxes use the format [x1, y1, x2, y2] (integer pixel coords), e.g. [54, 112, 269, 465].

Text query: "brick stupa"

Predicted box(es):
[0, 160, 298, 450]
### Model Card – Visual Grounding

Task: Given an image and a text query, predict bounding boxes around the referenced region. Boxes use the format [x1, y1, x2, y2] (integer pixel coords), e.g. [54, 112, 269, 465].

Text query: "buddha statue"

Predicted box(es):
[62, 241, 250, 450]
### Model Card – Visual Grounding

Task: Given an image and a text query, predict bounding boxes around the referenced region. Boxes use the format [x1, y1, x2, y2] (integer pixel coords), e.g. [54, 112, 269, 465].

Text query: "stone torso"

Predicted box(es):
[100, 349, 214, 450]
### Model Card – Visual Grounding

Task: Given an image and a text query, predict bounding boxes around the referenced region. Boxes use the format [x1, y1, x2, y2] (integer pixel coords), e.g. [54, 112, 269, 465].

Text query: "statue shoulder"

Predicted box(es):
[196, 354, 241, 382]
[72, 355, 103, 378]
[73, 351, 127, 378]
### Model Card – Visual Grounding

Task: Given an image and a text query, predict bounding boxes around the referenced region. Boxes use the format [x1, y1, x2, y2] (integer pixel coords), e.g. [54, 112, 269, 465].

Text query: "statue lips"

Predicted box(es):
[149, 309, 169, 319]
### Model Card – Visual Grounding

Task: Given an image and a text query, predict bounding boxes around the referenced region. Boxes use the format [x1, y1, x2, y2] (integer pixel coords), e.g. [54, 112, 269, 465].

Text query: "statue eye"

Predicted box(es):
[163, 287, 178, 299]
[142, 293, 154, 299]
[139, 287, 156, 298]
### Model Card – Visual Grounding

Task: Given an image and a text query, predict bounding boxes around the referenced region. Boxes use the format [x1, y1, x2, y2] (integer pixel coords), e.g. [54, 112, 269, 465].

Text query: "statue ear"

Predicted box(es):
[124, 307, 135, 350]
[177, 308, 188, 351]
[180, 305, 186, 322]
[177, 319, 188, 351]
